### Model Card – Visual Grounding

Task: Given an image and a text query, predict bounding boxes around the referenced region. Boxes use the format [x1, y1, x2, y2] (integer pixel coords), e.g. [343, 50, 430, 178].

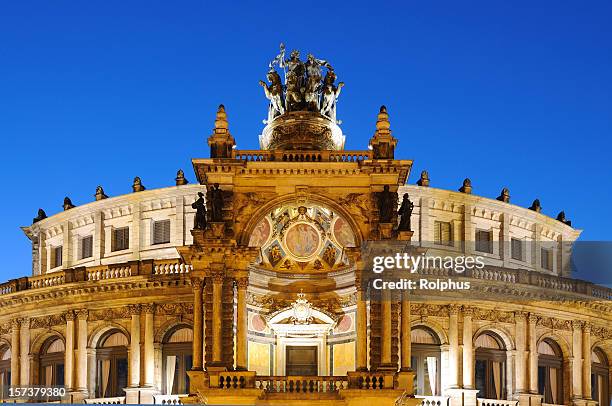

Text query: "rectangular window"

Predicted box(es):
[475, 230, 493, 254]
[434, 221, 453, 246]
[511, 238, 523, 261]
[53, 246, 63, 268]
[81, 235, 93, 259]
[541, 248, 553, 271]
[112, 227, 130, 252]
[152, 220, 171, 245]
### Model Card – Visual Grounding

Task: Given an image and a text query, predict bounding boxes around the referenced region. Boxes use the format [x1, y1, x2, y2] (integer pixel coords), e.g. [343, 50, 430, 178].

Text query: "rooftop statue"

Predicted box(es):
[262, 43, 343, 121]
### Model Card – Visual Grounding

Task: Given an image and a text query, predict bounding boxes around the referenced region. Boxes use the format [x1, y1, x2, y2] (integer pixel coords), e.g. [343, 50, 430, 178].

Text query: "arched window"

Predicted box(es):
[96, 331, 128, 398]
[162, 327, 193, 395]
[475, 332, 506, 400]
[410, 326, 441, 396]
[591, 348, 609, 406]
[537, 339, 563, 404]
[39, 337, 65, 401]
[0, 346, 10, 399]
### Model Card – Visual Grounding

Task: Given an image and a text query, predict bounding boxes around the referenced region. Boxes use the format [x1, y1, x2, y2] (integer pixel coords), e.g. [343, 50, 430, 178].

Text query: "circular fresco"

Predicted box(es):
[333, 217, 356, 247]
[284, 223, 320, 259]
[248, 217, 271, 247]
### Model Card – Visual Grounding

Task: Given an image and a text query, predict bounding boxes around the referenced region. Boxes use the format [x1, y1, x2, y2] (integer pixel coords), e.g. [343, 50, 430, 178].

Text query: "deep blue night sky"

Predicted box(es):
[1, 1, 611, 281]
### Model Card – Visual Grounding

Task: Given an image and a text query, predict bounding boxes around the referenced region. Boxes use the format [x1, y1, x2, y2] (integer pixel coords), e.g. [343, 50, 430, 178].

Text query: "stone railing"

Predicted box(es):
[477, 399, 518, 406]
[83, 397, 125, 404]
[472, 268, 518, 283]
[87, 265, 132, 281]
[28, 271, 66, 289]
[347, 371, 395, 389]
[232, 149, 372, 163]
[152, 395, 184, 405]
[0, 259, 193, 297]
[416, 395, 450, 406]
[154, 261, 192, 275]
[255, 376, 348, 393]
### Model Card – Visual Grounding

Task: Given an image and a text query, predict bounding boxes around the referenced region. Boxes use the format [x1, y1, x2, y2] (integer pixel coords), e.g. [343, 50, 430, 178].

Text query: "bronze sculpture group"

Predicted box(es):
[260, 43, 344, 122]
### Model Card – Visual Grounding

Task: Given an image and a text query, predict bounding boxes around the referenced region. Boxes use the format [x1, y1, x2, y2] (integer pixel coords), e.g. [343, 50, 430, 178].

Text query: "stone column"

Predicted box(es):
[143, 304, 155, 387]
[448, 305, 460, 388]
[582, 323, 591, 399]
[355, 282, 368, 371]
[572, 321, 583, 400]
[191, 278, 204, 370]
[128, 305, 141, 388]
[75, 309, 88, 392]
[235, 278, 248, 371]
[400, 290, 411, 370]
[380, 288, 392, 367]
[515, 311, 528, 394]
[19, 319, 30, 385]
[212, 272, 224, 364]
[10, 319, 20, 386]
[65, 311, 75, 391]
[528, 314, 538, 393]
[462, 307, 474, 389]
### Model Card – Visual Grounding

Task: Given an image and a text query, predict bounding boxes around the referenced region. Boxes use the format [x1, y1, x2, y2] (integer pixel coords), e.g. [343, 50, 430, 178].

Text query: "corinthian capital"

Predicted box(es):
[462, 306, 474, 317]
[448, 304, 460, 315]
[75, 309, 89, 320]
[191, 277, 204, 291]
[528, 313, 539, 324]
[211, 271, 225, 284]
[64, 311, 76, 322]
[127, 304, 142, 316]
[142, 303, 155, 314]
[10, 318, 21, 330]
[572, 320, 584, 330]
[236, 277, 249, 290]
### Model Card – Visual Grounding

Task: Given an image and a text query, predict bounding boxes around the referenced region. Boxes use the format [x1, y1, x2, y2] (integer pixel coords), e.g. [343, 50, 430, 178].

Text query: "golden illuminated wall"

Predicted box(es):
[332, 341, 355, 376]
[248, 341, 272, 375]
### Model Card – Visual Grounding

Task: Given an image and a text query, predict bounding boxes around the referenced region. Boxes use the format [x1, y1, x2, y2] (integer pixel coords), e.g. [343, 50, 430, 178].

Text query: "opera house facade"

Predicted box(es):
[0, 48, 610, 406]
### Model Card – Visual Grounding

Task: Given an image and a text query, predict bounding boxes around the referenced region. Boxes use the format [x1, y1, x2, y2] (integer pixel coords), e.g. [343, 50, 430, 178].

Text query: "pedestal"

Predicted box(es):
[514, 393, 543, 406]
[208, 222, 226, 238]
[396, 370, 416, 393]
[68, 390, 89, 404]
[378, 223, 394, 239]
[397, 230, 414, 241]
[446, 388, 480, 406]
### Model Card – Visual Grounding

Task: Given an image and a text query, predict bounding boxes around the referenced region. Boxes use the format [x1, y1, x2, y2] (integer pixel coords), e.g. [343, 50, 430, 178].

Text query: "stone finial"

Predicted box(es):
[556, 211, 572, 226]
[496, 187, 510, 203]
[214, 104, 229, 132]
[132, 177, 145, 192]
[529, 199, 542, 213]
[369, 105, 397, 159]
[376, 105, 391, 132]
[208, 104, 236, 158]
[33, 208, 47, 223]
[459, 178, 472, 194]
[416, 170, 430, 187]
[63, 197, 75, 211]
[175, 169, 188, 186]
[95, 186, 108, 201]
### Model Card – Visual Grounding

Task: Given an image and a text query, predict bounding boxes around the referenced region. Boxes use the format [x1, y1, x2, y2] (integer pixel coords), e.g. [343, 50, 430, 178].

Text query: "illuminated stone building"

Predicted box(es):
[0, 48, 610, 406]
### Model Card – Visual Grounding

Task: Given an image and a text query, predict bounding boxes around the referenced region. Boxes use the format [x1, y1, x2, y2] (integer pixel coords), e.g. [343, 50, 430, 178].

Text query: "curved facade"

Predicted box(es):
[1, 59, 611, 406]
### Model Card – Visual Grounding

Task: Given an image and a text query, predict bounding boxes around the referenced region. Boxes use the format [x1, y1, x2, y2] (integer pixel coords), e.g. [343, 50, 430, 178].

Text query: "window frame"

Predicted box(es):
[95, 346, 128, 398]
[475, 229, 493, 254]
[111, 227, 130, 252]
[511, 237, 524, 261]
[152, 219, 171, 246]
[80, 235, 94, 260]
[433, 221, 453, 247]
[52, 246, 63, 268]
[162, 342, 192, 395]
[541, 247, 553, 271]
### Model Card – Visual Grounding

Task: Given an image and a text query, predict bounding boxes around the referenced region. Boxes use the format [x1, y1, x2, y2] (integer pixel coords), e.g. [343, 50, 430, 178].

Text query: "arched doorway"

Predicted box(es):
[537, 339, 563, 404]
[162, 327, 193, 395]
[591, 347, 609, 406]
[0, 345, 10, 399]
[411, 326, 441, 396]
[95, 331, 129, 398]
[474, 332, 507, 400]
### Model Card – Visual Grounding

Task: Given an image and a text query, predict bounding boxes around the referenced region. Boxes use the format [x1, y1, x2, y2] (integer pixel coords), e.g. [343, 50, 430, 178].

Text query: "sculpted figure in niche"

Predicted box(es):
[397, 193, 414, 231]
[377, 185, 397, 223]
[259, 69, 285, 122]
[192, 192, 207, 230]
[208, 183, 224, 222]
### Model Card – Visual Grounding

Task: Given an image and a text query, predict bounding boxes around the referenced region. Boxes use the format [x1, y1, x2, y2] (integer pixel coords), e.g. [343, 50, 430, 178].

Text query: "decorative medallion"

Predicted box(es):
[249, 217, 271, 247]
[290, 292, 313, 325]
[284, 223, 320, 259]
[333, 217, 356, 247]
